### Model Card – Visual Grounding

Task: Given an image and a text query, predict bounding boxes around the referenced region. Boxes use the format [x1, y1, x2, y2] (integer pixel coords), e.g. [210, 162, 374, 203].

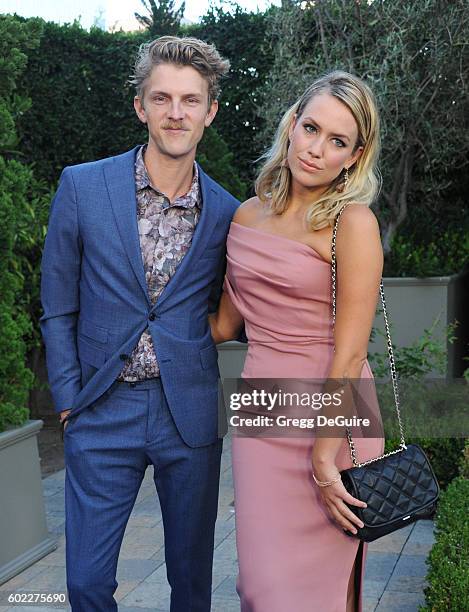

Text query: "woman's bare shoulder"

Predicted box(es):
[232, 196, 264, 226]
[336, 203, 383, 262]
[338, 203, 380, 235]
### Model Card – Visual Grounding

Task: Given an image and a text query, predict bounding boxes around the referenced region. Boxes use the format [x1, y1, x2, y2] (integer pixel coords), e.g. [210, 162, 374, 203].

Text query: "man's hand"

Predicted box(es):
[60, 409, 71, 431]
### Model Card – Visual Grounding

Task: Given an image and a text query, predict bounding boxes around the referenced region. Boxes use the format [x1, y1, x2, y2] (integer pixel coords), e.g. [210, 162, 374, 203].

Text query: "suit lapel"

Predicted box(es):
[155, 164, 221, 310]
[103, 151, 221, 312]
[103, 146, 151, 307]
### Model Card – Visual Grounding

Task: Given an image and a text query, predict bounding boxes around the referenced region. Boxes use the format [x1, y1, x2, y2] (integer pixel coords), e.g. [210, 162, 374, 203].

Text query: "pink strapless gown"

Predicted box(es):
[224, 222, 384, 612]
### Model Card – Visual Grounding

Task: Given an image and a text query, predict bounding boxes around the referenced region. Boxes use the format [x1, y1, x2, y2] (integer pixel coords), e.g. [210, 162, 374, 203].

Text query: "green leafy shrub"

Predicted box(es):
[459, 439, 469, 479]
[187, 4, 274, 186]
[421, 476, 469, 611]
[368, 316, 457, 380]
[0, 157, 35, 432]
[0, 15, 41, 432]
[16, 178, 69, 350]
[385, 229, 469, 278]
[197, 126, 247, 200]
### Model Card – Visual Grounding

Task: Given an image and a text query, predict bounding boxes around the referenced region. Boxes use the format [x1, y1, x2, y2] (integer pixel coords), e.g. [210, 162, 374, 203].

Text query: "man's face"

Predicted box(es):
[134, 63, 218, 160]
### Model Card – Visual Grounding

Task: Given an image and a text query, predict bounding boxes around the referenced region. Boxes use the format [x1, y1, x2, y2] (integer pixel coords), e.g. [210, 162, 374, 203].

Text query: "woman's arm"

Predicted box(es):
[312, 204, 383, 533]
[209, 198, 258, 344]
[209, 289, 244, 344]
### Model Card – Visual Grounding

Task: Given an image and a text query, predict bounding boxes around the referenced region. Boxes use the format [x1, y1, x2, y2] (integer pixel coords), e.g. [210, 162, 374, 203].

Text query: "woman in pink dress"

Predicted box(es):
[210, 70, 384, 611]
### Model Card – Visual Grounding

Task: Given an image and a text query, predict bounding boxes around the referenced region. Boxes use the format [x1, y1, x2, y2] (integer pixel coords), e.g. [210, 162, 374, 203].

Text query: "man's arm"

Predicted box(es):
[39, 167, 82, 415]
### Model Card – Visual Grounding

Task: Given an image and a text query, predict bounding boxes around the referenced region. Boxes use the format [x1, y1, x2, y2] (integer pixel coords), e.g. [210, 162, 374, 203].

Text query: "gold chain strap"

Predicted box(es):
[331, 203, 407, 468]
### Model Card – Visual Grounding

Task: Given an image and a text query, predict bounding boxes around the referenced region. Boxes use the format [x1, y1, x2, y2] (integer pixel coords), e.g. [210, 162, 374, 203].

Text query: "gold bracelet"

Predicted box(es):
[313, 473, 341, 488]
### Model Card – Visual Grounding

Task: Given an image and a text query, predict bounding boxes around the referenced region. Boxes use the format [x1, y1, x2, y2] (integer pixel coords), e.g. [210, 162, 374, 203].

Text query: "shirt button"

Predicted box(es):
[119, 354, 129, 361]
[149, 313, 156, 321]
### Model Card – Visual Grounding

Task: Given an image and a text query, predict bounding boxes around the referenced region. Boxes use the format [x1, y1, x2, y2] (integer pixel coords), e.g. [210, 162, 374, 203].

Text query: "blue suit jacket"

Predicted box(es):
[40, 145, 240, 447]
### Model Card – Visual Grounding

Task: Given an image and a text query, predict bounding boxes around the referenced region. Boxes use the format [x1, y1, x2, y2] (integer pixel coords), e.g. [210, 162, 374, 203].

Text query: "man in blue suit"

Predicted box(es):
[40, 36, 239, 611]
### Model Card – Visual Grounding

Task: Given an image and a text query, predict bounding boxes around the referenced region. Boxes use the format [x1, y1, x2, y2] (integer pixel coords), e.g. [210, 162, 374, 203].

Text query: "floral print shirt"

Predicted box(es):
[117, 144, 201, 381]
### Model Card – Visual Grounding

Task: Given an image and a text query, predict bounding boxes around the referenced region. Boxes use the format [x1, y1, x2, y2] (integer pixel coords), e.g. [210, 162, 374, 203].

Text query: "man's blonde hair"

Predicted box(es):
[129, 35, 230, 105]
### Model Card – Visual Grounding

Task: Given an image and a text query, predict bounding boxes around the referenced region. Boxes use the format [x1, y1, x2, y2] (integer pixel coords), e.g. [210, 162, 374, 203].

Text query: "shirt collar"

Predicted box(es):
[135, 144, 200, 209]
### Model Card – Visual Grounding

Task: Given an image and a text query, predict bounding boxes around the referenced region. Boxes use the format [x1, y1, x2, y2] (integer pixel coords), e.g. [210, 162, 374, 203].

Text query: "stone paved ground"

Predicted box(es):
[0, 434, 434, 611]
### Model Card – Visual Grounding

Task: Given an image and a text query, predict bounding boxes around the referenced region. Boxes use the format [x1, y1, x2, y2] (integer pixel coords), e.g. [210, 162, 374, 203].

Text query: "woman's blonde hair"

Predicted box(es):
[255, 70, 381, 229]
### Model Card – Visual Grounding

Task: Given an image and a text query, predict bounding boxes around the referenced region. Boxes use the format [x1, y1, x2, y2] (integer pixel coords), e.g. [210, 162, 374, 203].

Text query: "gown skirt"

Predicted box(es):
[224, 222, 384, 612]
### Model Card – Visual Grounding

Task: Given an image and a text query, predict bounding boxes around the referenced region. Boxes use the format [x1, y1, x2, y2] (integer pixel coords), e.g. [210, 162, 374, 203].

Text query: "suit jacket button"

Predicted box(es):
[119, 354, 129, 361]
[149, 313, 156, 321]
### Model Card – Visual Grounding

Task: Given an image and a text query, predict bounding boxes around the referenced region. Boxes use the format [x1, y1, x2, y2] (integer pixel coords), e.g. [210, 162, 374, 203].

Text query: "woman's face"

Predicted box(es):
[287, 92, 363, 192]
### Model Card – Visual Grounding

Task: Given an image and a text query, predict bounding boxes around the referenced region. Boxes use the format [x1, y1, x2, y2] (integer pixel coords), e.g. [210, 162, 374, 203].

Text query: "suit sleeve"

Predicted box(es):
[39, 167, 82, 413]
[208, 244, 227, 315]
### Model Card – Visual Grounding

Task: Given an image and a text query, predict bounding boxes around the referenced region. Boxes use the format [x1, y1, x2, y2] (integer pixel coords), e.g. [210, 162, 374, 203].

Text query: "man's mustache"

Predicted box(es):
[162, 123, 188, 130]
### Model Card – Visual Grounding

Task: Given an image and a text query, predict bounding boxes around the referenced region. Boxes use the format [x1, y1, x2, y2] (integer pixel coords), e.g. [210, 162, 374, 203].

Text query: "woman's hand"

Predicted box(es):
[313, 463, 366, 534]
[208, 313, 223, 344]
[209, 289, 244, 344]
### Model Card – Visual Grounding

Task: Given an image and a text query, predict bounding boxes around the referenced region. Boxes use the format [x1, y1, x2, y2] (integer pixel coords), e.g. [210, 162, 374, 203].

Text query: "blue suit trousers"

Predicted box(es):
[64, 378, 222, 611]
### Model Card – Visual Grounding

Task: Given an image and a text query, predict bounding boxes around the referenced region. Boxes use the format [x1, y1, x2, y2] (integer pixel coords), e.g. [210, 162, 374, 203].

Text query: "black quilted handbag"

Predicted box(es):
[330, 204, 440, 543]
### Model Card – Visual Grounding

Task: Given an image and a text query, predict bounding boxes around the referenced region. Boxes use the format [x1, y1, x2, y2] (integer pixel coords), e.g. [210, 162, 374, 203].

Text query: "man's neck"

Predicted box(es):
[143, 142, 196, 202]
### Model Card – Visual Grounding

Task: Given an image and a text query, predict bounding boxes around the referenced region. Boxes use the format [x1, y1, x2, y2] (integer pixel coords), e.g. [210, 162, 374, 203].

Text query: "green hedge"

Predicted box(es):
[421, 476, 469, 611]
[384, 228, 469, 278]
[421, 442, 469, 611]
[0, 15, 42, 432]
[187, 5, 275, 186]
[16, 21, 147, 183]
[0, 157, 35, 432]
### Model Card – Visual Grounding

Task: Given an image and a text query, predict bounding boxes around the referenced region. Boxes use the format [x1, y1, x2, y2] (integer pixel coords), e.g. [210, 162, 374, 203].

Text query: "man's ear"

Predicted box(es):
[204, 100, 218, 128]
[134, 96, 147, 124]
